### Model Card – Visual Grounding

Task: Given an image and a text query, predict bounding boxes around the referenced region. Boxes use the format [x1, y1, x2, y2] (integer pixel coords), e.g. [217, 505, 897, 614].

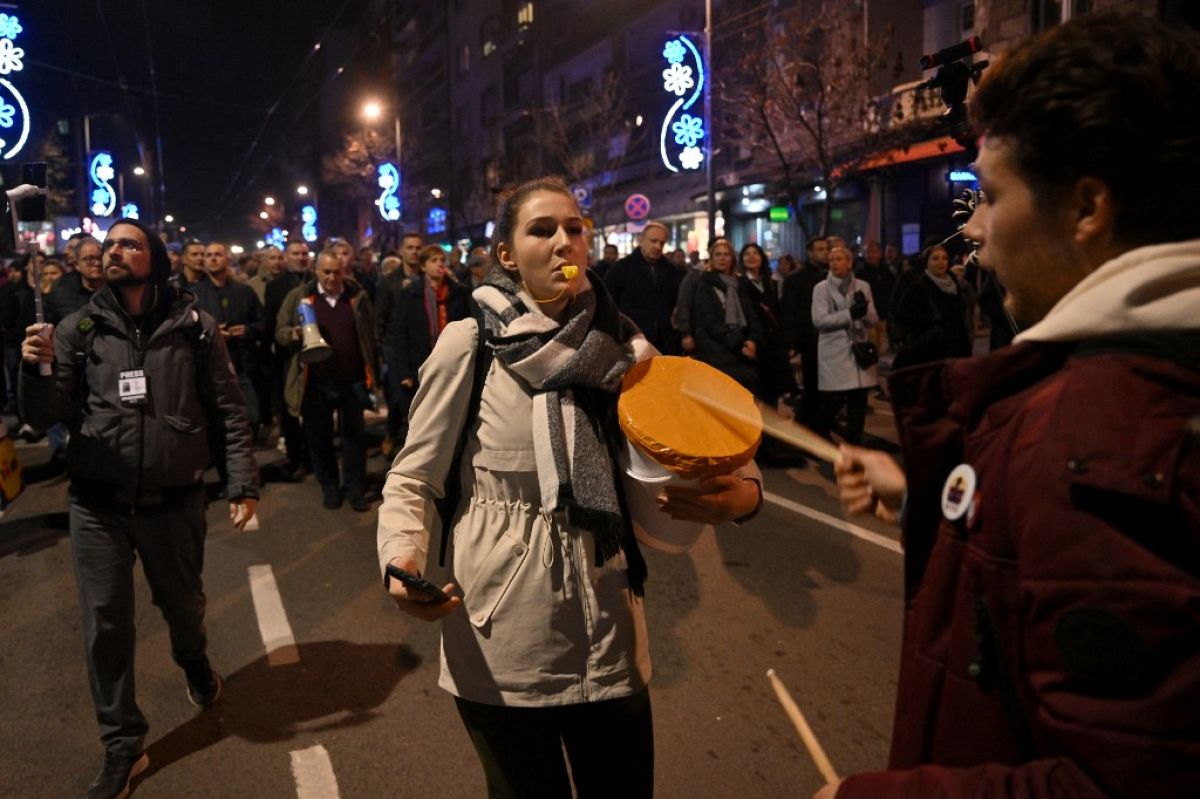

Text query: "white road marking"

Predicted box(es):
[763, 491, 904, 555]
[290, 745, 341, 799]
[248, 564, 300, 665]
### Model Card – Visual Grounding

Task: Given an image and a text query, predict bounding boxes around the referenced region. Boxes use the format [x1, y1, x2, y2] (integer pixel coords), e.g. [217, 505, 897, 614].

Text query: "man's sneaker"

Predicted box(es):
[182, 657, 223, 708]
[85, 750, 148, 799]
[349, 494, 372, 513]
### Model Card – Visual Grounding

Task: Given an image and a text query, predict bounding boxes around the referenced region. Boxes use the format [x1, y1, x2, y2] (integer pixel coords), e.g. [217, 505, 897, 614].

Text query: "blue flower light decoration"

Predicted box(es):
[662, 39, 686, 65]
[672, 114, 704, 148]
[0, 98, 13, 128]
[0, 14, 21, 41]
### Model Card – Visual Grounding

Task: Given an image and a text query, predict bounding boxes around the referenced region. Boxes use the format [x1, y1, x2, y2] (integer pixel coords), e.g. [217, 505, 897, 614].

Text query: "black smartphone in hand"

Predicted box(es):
[20, 162, 46, 222]
[385, 564, 452, 604]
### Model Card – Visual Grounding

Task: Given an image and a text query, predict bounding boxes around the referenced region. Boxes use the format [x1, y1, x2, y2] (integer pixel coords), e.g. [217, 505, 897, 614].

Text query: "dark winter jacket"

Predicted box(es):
[0, 277, 34, 345]
[839, 333, 1200, 799]
[44, 270, 101, 325]
[891, 271, 973, 370]
[691, 270, 763, 390]
[779, 260, 826, 353]
[854, 260, 897, 320]
[19, 285, 259, 505]
[195, 279, 265, 376]
[386, 274, 470, 384]
[276, 278, 379, 418]
[604, 249, 682, 355]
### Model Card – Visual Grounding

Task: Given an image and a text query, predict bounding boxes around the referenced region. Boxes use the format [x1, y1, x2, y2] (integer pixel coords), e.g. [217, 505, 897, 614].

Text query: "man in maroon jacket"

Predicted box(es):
[830, 14, 1200, 799]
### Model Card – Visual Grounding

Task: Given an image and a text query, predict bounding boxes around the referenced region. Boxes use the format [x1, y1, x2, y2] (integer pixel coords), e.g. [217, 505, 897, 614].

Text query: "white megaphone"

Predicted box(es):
[298, 299, 333, 364]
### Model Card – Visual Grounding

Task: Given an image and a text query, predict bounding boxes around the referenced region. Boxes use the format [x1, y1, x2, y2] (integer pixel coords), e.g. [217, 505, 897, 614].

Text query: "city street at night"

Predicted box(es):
[3, 1, 1198, 798]
[1, 406, 904, 798]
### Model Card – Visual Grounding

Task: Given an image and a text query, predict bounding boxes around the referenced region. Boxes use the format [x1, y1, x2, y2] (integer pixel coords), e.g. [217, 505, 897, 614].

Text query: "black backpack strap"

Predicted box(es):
[436, 308, 492, 567]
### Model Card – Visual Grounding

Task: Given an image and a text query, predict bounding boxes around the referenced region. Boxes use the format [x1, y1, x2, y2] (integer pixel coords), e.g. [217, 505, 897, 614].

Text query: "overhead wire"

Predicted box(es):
[197, 0, 357, 227]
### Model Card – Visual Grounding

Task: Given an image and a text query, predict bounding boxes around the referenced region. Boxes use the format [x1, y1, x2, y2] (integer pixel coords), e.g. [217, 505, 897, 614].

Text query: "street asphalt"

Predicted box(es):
[0, 399, 905, 798]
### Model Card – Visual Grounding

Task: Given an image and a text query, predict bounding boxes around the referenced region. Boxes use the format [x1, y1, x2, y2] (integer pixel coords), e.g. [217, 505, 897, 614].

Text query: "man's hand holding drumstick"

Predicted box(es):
[834, 445, 906, 524]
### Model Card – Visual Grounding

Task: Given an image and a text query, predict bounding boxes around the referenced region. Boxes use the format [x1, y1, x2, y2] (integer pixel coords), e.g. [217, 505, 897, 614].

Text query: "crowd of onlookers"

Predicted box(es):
[596, 223, 1006, 448]
[0, 219, 1009, 489]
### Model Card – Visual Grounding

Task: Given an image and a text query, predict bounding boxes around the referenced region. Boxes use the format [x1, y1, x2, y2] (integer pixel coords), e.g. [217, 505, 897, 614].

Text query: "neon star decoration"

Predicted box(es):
[301, 204, 318, 243]
[659, 35, 705, 173]
[89, 152, 117, 217]
[376, 162, 401, 221]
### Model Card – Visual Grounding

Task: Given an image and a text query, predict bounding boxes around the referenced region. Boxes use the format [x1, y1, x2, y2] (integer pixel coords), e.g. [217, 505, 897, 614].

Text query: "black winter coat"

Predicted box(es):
[891, 272, 972, 370]
[604, 249, 682, 355]
[691, 271, 763, 391]
[780, 261, 826, 353]
[387, 274, 470, 384]
[45, 271, 100, 325]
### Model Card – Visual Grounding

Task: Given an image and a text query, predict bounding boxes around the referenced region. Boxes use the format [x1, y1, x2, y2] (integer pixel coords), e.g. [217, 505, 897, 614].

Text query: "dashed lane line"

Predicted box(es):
[290, 745, 341, 799]
[762, 490, 904, 555]
[247, 564, 300, 665]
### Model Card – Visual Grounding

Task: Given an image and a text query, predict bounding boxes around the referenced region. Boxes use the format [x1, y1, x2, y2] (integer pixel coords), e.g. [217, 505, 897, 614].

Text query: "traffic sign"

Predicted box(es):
[571, 183, 593, 211]
[624, 193, 651, 221]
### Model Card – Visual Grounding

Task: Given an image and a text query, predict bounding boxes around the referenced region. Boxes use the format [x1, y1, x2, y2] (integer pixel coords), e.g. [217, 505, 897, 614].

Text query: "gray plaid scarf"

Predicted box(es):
[472, 268, 650, 567]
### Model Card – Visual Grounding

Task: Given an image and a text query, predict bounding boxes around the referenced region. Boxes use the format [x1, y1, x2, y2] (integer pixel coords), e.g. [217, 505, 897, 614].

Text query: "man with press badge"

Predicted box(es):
[19, 218, 258, 799]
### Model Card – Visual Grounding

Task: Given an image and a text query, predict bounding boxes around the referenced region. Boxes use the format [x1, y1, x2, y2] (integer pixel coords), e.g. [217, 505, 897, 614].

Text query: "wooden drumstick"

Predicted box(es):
[679, 385, 842, 464]
[766, 668, 840, 785]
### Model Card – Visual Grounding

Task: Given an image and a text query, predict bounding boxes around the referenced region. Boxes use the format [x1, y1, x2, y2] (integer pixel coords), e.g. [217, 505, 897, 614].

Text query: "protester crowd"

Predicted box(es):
[3, 12, 1198, 799]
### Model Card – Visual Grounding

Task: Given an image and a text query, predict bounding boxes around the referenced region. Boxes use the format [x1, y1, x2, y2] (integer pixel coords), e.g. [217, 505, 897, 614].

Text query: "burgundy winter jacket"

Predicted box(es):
[839, 333, 1200, 799]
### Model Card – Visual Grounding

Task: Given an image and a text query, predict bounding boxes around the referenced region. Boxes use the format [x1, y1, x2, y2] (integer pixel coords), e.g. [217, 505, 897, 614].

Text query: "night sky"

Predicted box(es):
[19, 0, 357, 242]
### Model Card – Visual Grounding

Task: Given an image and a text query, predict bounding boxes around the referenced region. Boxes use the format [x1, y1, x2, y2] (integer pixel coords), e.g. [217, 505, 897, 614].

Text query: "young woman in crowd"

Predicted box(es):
[690, 238, 762, 392]
[376, 176, 761, 798]
[811, 245, 879, 444]
[739, 243, 797, 406]
[890, 244, 973, 370]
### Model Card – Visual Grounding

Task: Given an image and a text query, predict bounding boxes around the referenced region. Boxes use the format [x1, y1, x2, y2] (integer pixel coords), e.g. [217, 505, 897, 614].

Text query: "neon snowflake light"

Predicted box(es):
[659, 35, 705, 173]
[89, 152, 117, 217]
[301, 204, 318, 243]
[0, 13, 29, 159]
[376, 162, 401, 221]
[0, 14, 21, 41]
[120, 203, 140, 219]
[266, 227, 286, 249]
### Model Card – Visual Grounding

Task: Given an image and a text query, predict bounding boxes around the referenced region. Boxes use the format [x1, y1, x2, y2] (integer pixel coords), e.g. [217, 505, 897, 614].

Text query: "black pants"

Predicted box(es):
[799, 338, 821, 427]
[454, 690, 654, 799]
[69, 488, 208, 756]
[302, 380, 366, 499]
[814, 387, 869, 445]
[385, 363, 417, 446]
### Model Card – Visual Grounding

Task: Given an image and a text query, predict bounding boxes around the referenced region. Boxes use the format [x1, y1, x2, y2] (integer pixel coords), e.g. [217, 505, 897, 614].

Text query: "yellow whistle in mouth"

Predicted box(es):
[561, 264, 579, 280]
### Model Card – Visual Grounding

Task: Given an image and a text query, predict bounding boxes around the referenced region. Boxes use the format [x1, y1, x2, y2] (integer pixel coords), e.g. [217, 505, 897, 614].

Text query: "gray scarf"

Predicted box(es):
[925, 270, 958, 295]
[472, 268, 649, 572]
[717, 273, 748, 330]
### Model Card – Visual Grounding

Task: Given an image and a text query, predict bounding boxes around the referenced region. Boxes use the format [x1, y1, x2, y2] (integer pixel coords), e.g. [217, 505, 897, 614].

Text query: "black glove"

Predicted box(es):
[850, 291, 869, 320]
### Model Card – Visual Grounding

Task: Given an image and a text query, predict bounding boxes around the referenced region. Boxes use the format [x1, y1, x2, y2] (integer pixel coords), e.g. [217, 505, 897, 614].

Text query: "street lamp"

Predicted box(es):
[361, 100, 383, 122]
[264, 196, 276, 206]
[296, 185, 309, 196]
[164, 214, 175, 223]
[259, 211, 269, 220]
[132, 165, 146, 176]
